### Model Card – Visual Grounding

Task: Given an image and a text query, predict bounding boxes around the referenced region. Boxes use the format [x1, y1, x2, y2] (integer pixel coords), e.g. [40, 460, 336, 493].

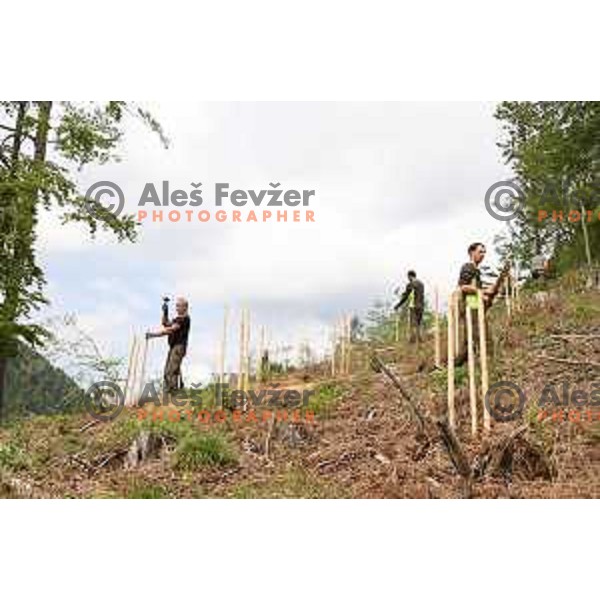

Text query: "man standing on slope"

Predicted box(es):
[147, 297, 191, 398]
[454, 242, 492, 366]
[394, 270, 425, 343]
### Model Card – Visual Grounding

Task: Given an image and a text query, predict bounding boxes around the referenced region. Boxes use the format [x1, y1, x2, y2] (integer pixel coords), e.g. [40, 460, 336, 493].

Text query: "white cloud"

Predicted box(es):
[36, 102, 512, 382]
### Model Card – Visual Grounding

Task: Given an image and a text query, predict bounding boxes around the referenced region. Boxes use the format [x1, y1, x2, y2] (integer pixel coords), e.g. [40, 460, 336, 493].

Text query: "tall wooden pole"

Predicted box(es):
[128, 335, 142, 407]
[434, 287, 441, 368]
[339, 317, 346, 375]
[477, 291, 490, 432]
[331, 323, 337, 377]
[505, 274, 512, 318]
[447, 294, 456, 429]
[346, 314, 352, 375]
[257, 324, 265, 383]
[513, 265, 519, 311]
[138, 334, 149, 404]
[453, 291, 460, 355]
[243, 308, 251, 393]
[238, 309, 245, 390]
[219, 305, 229, 405]
[466, 305, 477, 436]
[124, 331, 136, 407]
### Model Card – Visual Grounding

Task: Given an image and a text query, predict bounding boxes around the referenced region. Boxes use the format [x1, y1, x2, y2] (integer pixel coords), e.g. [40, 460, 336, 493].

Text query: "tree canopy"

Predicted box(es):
[0, 101, 166, 416]
[494, 101, 600, 270]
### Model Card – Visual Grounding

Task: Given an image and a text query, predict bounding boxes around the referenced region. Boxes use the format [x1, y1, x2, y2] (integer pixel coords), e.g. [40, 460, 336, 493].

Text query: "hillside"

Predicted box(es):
[1, 278, 599, 499]
[4, 344, 83, 418]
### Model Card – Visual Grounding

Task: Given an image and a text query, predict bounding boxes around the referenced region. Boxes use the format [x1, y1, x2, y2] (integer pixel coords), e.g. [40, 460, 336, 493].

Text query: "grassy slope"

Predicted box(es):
[1, 278, 598, 498]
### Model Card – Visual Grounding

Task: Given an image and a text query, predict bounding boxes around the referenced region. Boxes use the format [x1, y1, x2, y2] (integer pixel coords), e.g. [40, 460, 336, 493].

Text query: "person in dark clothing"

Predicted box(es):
[147, 297, 191, 395]
[394, 270, 425, 343]
[455, 243, 491, 366]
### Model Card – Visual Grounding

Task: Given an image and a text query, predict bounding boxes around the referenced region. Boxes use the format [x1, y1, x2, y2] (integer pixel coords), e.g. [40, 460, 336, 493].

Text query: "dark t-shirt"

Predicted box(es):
[458, 263, 482, 289]
[168, 315, 191, 349]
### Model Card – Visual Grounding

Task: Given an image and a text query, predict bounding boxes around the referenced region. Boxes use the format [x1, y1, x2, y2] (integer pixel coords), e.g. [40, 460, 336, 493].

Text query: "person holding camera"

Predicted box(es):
[147, 296, 191, 396]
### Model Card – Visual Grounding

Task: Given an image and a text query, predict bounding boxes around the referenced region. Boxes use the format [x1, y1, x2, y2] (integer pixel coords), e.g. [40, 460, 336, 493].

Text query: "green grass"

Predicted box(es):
[306, 382, 343, 418]
[125, 481, 169, 499]
[231, 466, 348, 498]
[429, 365, 467, 392]
[173, 431, 237, 471]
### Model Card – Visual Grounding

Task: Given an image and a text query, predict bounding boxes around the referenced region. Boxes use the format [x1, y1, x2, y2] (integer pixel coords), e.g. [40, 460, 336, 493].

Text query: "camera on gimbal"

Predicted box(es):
[161, 296, 170, 325]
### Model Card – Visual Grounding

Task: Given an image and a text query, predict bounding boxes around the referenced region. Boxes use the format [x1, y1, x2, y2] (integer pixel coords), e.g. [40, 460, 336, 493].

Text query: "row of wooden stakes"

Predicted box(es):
[431, 273, 521, 436]
[123, 273, 519, 416]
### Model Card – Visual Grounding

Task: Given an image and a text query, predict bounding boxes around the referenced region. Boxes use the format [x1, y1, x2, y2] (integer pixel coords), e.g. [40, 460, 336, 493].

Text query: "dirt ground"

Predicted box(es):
[1, 286, 599, 499]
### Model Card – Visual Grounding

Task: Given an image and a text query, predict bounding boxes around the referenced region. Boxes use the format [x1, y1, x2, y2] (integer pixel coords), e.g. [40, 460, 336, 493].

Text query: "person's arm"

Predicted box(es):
[146, 320, 181, 339]
[394, 282, 412, 311]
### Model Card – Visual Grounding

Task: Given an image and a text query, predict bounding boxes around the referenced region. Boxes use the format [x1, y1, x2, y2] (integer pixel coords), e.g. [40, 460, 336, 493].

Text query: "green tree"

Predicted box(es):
[495, 101, 600, 272]
[0, 101, 167, 418]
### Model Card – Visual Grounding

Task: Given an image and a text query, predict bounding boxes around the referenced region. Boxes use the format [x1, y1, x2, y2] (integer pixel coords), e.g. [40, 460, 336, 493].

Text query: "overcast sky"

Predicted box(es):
[35, 102, 512, 383]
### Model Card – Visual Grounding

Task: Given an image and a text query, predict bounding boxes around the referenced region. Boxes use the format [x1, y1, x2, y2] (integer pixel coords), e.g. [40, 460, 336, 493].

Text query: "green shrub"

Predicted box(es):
[0, 442, 30, 471]
[173, 431, 237, 471]
[307, 382, 343, 418]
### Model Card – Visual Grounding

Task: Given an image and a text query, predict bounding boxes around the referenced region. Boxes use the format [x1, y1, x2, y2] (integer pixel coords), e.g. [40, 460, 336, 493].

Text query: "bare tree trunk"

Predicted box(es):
[10, 102, 27, 169]
[1, 103, 28, 419]
[0, 102, 53, 414]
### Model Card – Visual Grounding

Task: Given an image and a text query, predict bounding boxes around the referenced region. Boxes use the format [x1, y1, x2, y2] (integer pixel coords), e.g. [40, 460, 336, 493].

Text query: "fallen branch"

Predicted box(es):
[369, 353, 426, 433]
[371, 353, 476, 496]
[94, 448, 128, 470]
[436, 420, 472, 499]
[79, 421, 99, 433]
[539, 355, 600, 369]
[549, 334, 600, 340]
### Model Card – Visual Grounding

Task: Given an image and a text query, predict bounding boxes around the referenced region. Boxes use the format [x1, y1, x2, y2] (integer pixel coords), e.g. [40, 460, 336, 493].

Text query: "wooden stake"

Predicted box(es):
[127, 335, 141, 407]
[138, 334, 149, 404]
[346, 314, 352, 375]
[219, 305, 229, 405]
[331, 323, 336, 377]
[395, 312, 400, 343]
[340, 317, 346, 375]
[243, 308, 251, 394]
[447, 294, 456, 429]
[257, 325, 265, 382]
[477, 291, 490, 432]
[434, 287, 441, 368]
[453, 291, 460, 355]
[124, 332, 136, 407]
[505, 274, 512, 318]
[466, 305, 477, 436]
[513, 264, 519, 312]
[238, 309, 245, 390]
